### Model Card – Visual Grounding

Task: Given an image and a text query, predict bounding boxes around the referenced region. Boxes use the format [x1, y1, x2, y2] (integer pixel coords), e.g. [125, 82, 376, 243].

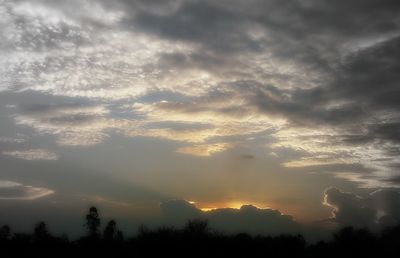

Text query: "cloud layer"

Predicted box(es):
[1, 0, 399, 187]
[2, 149, 58, 160]
[0, 180, 54, 200]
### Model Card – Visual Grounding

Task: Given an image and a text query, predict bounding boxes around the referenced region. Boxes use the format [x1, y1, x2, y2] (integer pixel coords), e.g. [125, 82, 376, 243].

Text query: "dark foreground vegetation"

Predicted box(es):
[1, 207, 400, 257]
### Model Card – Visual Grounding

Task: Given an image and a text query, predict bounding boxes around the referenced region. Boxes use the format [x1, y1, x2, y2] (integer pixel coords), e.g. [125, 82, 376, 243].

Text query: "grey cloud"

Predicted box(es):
[288, 163, 375, 174]
[342, 123, 400, 145]
[384, 176, 400, 185]
[160, 200, 202, 222]
[160, 199, 301, 235]
[251, 0, 400, 38]
[116, 0, 400, 77]
[332, 36, 400, 111]
[244, 82, 366, 126]
[124, 0, 400, 126]
[122, 0, 400, 49]
[13, 101, 117, 146]
[125, 0, 259, 54]
[1, 0, 400, 187]
[324, 187, 400, 229]
[324, 187, 377, 228]
[147, 121, 214, 132]
[0, 180, 54, 200]
[369, 189, 400, 226]
[149, 78, 365, 127]
[2, 149, 58, 160]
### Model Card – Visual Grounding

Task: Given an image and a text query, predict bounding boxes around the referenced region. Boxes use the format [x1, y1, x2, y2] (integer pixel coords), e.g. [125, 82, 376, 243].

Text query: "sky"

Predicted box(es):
[1, 0, 400, 238]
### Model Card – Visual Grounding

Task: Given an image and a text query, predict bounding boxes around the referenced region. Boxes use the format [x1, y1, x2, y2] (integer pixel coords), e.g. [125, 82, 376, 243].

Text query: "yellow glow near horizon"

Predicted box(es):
[197, 201, 271, 212]
[200, 207, 218, 212]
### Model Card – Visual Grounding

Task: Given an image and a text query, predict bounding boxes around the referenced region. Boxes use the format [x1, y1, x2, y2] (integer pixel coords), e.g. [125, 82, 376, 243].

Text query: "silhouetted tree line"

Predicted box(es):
[1, 206, 400, 257]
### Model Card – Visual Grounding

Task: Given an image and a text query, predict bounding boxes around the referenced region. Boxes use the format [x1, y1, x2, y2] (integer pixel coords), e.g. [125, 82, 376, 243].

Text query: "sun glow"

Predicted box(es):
[198, 201, 270, 212]
[200, 207, 218, 212]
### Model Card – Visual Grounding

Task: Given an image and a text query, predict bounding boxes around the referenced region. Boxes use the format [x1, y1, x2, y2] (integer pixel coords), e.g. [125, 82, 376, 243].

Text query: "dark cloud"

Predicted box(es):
[241, 154, 255, 160]
[160, 199, 301, 235]
[324, 187, 400, 228]
[342, 123, 400, 145]
[126, 0, 400, 124]
[324, 187, 377, 228]
[287, 163, 375, 174]
[112, 0, 400, 82]
[124, 0, 261, 54]
[369, 189, 400, 226]
[333, 36, 400, 110]
[160, 200, 202, 222]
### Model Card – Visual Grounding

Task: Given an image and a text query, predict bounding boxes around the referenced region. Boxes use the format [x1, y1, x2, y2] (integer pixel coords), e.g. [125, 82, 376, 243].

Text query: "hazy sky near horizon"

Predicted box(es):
[1, 0, 400, 235]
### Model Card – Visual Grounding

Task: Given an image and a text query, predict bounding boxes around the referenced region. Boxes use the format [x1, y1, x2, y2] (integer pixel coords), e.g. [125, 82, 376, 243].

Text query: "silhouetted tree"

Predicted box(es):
[33, 221, 53, 245]
[184, 219, 209, 235]
[381, 225, 400, 256]
[3, 206, 400, 257]
[85, 206, 101, 239]
[332, 227, 377, 256]
[138, 224, 149, 234]
[115, 230, 124, 242]
[12, 233, 31, 245]
[103, 219, 120, 242]
[0, 225, 11, 241]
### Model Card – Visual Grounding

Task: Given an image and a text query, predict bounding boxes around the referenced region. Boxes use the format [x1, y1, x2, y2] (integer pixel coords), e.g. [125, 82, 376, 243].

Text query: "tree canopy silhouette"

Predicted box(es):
[33, 221, 51, 244]
[84, 206, 101, 239]
[0, 225, 11, 241]
[0, 206, 400, 257]
[103, 219, 123, 242]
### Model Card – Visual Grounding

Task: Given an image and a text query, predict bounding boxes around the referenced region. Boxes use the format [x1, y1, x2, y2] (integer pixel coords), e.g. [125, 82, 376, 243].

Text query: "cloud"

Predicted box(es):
[0, 180, 54, 200]
[176, 143, 232, 157]
[2, 149, 58, 160]
[0, 137, 26, 143]
[0, 0, 400, 186]
[160, 199, 301, 235]
[14, 103, 126, 146]
[323, 187, 400, 228]
[323, 187, 377, 228]
[369, 189, 400, 227]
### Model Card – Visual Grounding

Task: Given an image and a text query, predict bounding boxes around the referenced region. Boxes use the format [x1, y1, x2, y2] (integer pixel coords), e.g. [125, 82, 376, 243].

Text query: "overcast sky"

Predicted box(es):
[1, 0, 400, 237]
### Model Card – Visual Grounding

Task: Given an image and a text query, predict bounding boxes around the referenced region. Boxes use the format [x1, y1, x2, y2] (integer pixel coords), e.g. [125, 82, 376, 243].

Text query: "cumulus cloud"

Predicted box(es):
[2, 149, 58, 160]
[323, 187, 400, 228]
[323, 188, 377, 228]
[160, 199, 301, 235]
[0, 180, 54, 200]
